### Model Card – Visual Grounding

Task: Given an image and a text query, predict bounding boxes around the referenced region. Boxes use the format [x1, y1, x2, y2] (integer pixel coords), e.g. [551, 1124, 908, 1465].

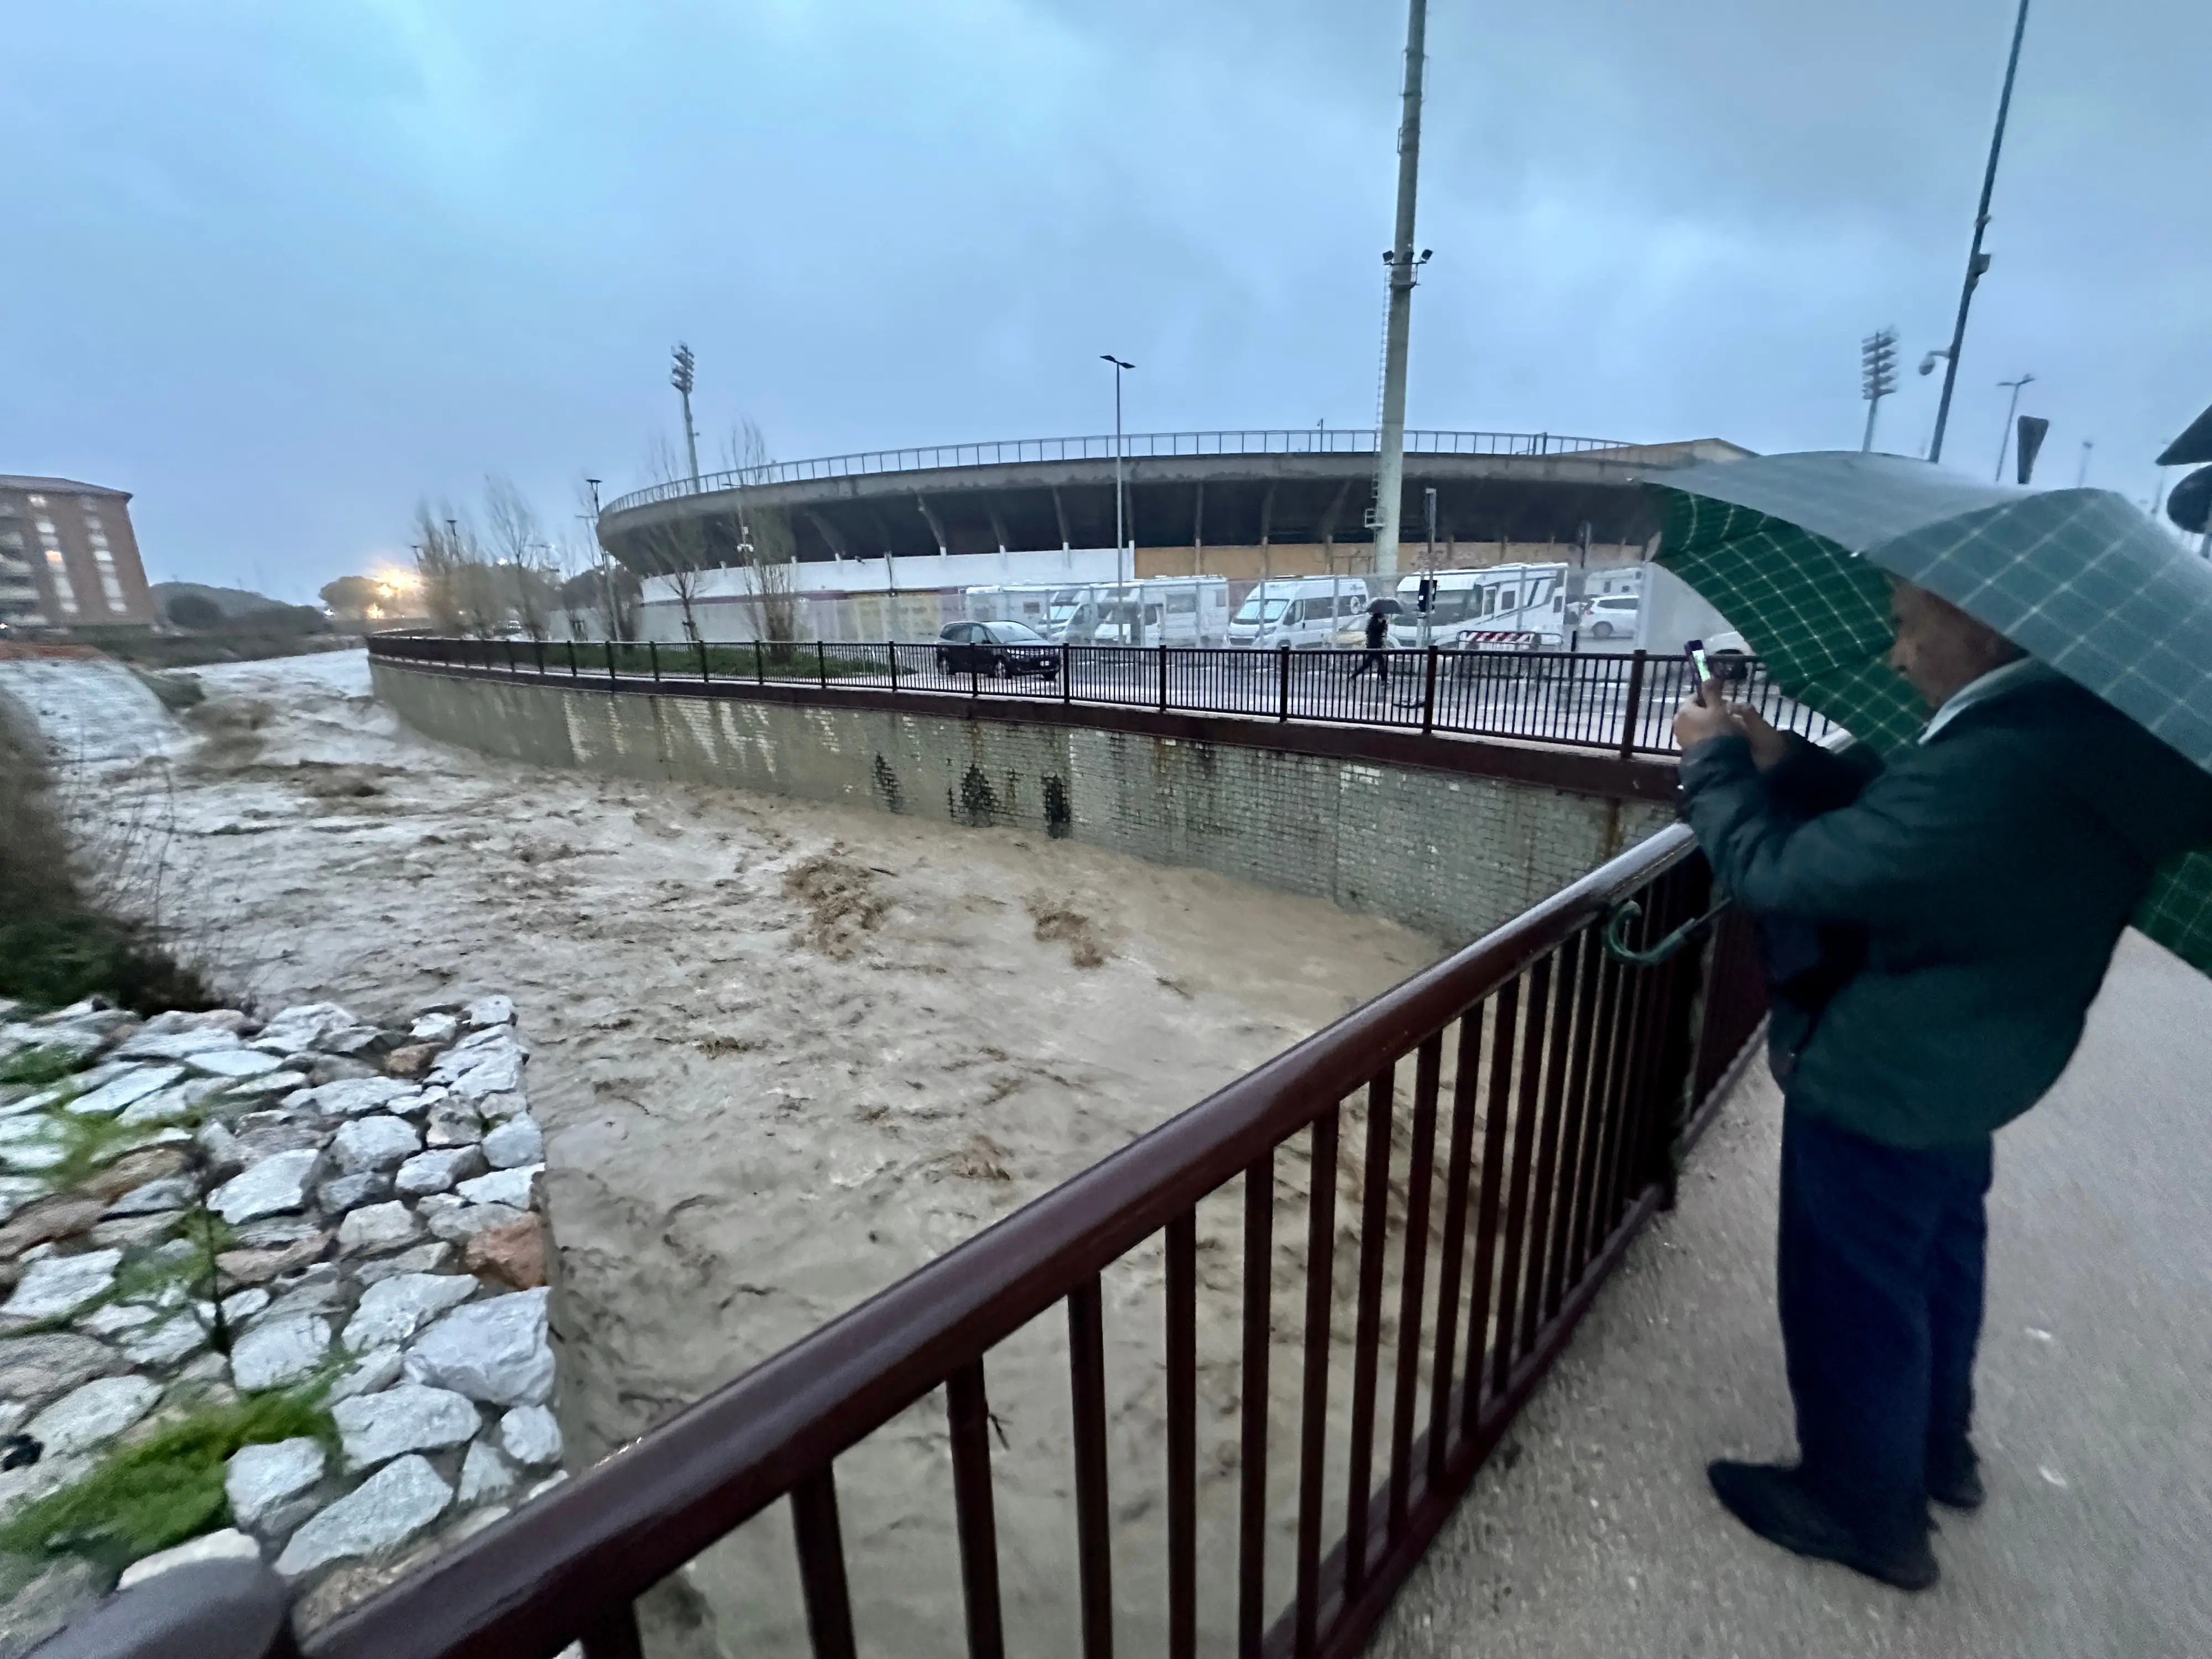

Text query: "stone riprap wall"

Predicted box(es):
[372, 666, 1672, 944]
[0, 993, 561, 1651]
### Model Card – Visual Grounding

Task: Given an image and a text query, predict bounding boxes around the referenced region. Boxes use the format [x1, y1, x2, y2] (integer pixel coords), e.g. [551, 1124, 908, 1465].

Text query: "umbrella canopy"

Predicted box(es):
[1646, 448, 2212, 977]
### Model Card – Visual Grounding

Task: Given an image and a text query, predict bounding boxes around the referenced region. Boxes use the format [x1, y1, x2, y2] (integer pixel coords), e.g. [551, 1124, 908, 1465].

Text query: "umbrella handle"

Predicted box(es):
[1603, 895, 1732, 968]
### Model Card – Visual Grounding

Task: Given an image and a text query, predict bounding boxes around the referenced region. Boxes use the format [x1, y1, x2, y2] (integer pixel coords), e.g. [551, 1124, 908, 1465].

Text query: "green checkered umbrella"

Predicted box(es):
[1646, 449, 2212, 978]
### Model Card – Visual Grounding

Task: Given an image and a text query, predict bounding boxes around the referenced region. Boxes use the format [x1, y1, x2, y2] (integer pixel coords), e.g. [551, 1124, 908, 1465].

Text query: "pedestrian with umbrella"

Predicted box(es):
[1654, 450, 2212, 1590]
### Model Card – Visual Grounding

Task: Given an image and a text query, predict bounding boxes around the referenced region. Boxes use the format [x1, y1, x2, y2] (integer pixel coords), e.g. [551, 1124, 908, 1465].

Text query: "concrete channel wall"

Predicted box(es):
[372, 662, 1673, 943]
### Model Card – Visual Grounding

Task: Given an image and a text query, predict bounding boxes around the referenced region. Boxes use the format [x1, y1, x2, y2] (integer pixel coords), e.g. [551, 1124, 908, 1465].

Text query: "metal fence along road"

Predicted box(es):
[368, 634, 1833, 760]
[600, 429, 1633, 515]
[142, 807, 1765, 1659]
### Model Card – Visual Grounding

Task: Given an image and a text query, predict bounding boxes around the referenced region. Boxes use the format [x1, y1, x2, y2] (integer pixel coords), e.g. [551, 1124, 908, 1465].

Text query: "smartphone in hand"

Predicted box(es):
[1686, 638, 1717, 706]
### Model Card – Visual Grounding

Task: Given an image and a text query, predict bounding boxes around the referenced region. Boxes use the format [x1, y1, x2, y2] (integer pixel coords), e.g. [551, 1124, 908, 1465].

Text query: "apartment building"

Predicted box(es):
[0, 476, 156, 630]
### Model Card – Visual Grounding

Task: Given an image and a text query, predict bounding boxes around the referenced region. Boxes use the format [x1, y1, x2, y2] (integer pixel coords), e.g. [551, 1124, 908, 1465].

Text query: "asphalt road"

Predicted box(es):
[1369, 927, 2212, 1659]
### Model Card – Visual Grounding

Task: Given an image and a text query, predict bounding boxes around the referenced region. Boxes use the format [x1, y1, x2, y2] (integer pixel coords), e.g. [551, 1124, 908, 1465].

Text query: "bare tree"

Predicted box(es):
[724, 420, 801, 649]
[633, 436, 717, 643]
[572, 477, 638, 641]
[483, 475, 557, 641]
[411, 503, 496, 635]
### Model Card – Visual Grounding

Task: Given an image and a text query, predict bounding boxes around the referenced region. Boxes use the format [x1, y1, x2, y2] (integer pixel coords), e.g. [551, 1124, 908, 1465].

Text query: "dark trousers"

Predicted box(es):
[1777, 1104, 1993, 1546]
[1349, 648, 1389, 683]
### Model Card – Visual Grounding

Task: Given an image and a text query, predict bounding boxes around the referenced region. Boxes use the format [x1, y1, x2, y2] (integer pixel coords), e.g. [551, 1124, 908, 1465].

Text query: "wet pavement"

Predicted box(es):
[1371, 927, 2212, 1659]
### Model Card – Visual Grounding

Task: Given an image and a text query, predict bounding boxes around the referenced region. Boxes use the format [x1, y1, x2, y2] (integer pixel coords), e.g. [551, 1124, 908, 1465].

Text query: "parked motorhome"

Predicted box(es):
[1387, 563, 1569, 649]
[1043, 578, 1229, 646]
[1227, 576, 1376, 649]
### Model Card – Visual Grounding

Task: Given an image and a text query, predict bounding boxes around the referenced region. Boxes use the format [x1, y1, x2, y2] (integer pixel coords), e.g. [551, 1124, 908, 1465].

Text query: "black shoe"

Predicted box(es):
[1707, 1460, 1939, 1592]
[1927, 1441, 1985, 1512]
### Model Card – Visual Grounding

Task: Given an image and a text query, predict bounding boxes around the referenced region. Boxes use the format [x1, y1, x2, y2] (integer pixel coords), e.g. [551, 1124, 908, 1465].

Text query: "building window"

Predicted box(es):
[45, 549, 79, 614]
[93, 549, 127, 611]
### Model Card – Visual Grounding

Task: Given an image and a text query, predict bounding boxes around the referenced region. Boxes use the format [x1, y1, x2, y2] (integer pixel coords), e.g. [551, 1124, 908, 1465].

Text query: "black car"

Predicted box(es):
[936, 620, 1061, 678]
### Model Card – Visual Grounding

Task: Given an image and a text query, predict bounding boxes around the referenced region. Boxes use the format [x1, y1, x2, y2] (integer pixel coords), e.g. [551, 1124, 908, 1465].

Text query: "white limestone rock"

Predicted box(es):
[209, 1149, 321, 1225]
[186, 1048, 286, 1081]
[231, 1315, 331, 1392]
[456, 1438, 517, 1502]
[118, 1527, 260, 1588]
[327, 1345, 405, 1403]
[332, 1383, 481, 1472]
[352, 1241, 453, 1286]
[77, 1302, 160, 1338]
[478, 1115, 543, 1171]
[0, 1176, 50, 1223]
[220, 1069, 312, 1103]
[226, 1436, 328, 1526]
[499, 1405, 562, 1468]
[221, 1288, 272, 1323]
[455, 1165, 540, 1210]
[1, 1250, 122, 1323]
[424, 1201, 527, 1243]
[337, 1201, 422, 1255]
[331, 1115, 422, 1175]
[316, 1171, 393, 1214]
[274, 1453, 452, 1578]
[252, 1003, 358, 1056]
[403, 1288, 554, 1406]
[463, 995, 514, 1029]
[0, 1332, 123, 1402]
[115, 1088, 202, 1127]
[408, 1011, 460, 1045]
[122, 1314, 209, 1369]
[106, 1175, 200, 1217]
[393, 1146, 486, 1197]
[424, 1102, 485, 1147]
[447, 1048, 524, 1100]
[343, 1272, 477, 1352]
[115, 1026, 244, 1062]
[24, 1374, 161, 1456]
[62, 1065, 186, 1117]
[287, 1077, 418, 1118]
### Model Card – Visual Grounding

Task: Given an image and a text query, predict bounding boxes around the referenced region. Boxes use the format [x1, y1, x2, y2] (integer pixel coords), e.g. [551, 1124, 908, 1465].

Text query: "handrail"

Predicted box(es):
[311, 821, 1708, 1659]
[598, 428, 1635, 516]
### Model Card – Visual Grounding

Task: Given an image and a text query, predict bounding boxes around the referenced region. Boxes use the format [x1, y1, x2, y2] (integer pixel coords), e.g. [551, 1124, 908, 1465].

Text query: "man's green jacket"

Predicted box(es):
[1679, 676, 2212, 1148]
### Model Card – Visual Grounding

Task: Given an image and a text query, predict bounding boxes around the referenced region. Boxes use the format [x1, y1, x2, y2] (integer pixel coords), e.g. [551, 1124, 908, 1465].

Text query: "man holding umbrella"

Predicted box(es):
[1655, 452, 2212, 1590]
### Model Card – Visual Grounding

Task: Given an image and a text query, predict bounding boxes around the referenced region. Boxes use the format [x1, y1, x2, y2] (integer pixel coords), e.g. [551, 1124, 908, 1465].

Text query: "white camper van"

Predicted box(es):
[1046, 578, 1230, 646]
[963, 585, 1069, 632]
[1388, 563, 1570, 650]
[1228, 576, 1376, 649]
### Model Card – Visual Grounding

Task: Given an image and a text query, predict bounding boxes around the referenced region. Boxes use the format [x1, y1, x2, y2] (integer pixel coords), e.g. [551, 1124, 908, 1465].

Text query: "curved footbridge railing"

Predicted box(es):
[128, 800, 1764, 1657]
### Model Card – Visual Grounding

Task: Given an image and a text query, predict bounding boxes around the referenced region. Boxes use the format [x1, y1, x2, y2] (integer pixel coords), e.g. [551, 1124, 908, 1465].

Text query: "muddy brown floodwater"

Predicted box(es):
[67, 651, 1451, 1652]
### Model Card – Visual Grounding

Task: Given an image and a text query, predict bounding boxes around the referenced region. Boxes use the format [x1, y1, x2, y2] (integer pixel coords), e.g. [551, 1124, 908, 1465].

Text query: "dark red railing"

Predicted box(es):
[365, 634, 1831, 759]
[236, 821, 1765, 1659]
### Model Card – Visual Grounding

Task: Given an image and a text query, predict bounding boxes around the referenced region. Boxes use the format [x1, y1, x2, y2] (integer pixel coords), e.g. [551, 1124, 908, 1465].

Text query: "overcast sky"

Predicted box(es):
[4, 0, 2206, 599]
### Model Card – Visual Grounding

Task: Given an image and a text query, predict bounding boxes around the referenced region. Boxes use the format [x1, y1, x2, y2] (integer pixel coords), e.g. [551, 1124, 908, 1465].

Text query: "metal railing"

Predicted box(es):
[273, 818, 1761, 1659]
[599, 429, 1634, 515]
[367, 634, 1834, 759]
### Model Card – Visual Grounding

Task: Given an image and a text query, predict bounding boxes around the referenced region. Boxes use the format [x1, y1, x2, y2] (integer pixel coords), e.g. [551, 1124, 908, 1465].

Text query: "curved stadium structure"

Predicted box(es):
[598, 430, 1746, 574]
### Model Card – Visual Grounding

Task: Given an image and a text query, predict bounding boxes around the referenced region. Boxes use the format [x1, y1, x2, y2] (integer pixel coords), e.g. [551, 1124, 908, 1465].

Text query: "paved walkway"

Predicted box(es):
[1373, 928, 2212, 1659]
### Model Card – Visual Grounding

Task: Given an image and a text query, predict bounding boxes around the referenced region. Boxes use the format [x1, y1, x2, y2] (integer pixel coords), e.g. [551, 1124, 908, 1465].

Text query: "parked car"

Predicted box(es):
[1578, 593, 1640, 640]
[1329, 596, 1404, 649]
[935, 620, 1060, 678]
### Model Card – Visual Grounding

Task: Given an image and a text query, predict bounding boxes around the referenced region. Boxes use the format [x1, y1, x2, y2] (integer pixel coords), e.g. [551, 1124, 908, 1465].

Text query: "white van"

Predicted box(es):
[1389, 563, 1569, 650]
[1049, 578, 1229, 646]
[1229, 576, 1375, 649]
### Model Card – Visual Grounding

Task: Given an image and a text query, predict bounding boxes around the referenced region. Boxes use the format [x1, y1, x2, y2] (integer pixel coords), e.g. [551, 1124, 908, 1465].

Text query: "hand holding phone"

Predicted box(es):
[1686, 638, 1717, 707]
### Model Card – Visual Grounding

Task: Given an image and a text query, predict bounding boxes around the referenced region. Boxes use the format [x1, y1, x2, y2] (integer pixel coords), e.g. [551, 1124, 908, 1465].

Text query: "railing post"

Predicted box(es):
[697, 638, 709, 683]
[607, 639, 618, 691]
[1421, 645, 1438, 735]
[1157, 644, 1168, 712]
[817, 639, 828, 689]
[1061, 641, 1071, 705]
[533, 639, 545, 678]
[1277, 643, 1291, 722]
[567, 640, 578, 680]
[1618, 650, 1648, 760]
[887, 640, 899, 695]
[755, 639, 766, 686]
[649, 640, 660, 683]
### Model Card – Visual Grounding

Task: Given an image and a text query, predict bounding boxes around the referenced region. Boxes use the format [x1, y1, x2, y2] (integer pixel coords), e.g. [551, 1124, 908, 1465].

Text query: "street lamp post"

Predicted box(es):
[585, 477, 615, 643]
[1994, 374, 2036, 482]
[1928, 0, 2033, 465]
[1101, 355, 1134, 583]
